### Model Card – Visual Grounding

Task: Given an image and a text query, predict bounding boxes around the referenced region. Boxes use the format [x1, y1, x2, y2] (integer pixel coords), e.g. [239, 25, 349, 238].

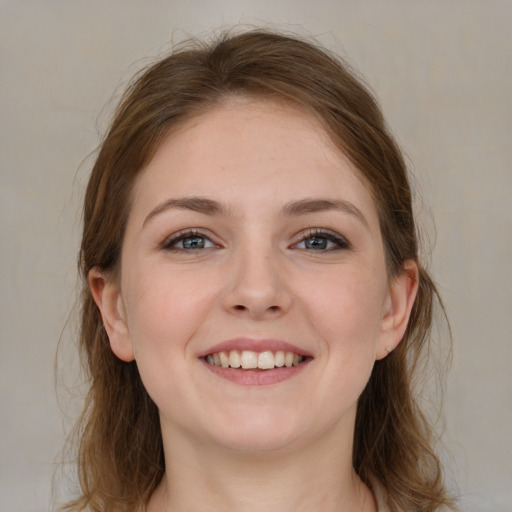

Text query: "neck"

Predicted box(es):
[148, 420, 377, 512]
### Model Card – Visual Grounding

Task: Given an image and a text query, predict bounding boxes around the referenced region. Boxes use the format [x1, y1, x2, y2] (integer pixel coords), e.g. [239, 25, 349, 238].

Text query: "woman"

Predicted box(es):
[65, 30, 454, 511]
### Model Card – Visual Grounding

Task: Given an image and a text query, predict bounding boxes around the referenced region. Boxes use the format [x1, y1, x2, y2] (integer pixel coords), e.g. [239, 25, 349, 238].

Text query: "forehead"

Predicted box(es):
[130, 97, 379, 225]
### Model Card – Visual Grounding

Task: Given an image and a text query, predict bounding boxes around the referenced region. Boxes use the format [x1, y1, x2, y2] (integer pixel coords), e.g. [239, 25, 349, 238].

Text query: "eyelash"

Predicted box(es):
[161, 228, 350, 252]
[293, 228, 351, 251]
[161, 229, 218, 251]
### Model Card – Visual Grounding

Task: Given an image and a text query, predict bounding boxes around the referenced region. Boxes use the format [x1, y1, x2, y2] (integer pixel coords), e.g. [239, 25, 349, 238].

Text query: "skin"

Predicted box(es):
[90, 97, 418, 512]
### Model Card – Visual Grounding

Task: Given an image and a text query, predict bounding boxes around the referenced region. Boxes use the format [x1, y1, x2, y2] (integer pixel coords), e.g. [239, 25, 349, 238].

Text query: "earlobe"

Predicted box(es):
[88, 268, 135, 362]
[376, 260, 419, 360]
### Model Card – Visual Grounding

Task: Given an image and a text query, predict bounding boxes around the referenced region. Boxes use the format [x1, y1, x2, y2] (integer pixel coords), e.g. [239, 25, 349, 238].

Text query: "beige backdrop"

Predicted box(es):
[1, 1, 511, 511]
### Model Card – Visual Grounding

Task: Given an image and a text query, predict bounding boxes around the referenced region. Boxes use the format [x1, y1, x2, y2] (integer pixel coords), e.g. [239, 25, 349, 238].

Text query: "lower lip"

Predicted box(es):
[201, 359, 311, 386]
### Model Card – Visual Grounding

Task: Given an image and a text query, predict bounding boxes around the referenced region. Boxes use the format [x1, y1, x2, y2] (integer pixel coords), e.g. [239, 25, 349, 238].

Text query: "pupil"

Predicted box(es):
[183, 236, 204, 249]
[306, 237, 327, 250]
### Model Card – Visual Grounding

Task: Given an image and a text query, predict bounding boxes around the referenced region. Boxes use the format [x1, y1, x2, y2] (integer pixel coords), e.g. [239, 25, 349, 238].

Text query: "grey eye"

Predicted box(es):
[163, 231, 218, 251]
[304, 237, 330, 250]
[292, 230, 351, 252]
[301, 236, 336, 250]
[181, 236, 208, 249]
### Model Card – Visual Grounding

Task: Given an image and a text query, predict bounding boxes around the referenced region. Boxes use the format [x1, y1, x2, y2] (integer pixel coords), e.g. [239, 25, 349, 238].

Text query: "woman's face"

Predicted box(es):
[92, 97, 415, 453]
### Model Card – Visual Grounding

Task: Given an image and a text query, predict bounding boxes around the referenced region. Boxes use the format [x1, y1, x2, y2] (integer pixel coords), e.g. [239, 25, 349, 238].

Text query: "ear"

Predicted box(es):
[376, 260, 419, 360]
[88, 267, 135, 362]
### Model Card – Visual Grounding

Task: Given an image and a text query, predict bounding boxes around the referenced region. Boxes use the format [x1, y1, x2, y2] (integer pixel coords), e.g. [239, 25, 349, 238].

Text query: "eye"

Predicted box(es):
[162, 229, 218, 251]
[292, 229, 350, 251]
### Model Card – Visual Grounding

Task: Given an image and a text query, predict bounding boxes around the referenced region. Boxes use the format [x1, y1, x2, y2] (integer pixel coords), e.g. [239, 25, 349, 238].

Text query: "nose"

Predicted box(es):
[222, 244, 292, 320]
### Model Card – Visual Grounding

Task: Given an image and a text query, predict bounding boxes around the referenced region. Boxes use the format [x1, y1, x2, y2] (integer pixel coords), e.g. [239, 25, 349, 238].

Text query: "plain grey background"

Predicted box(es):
[1, 1, 511, 511]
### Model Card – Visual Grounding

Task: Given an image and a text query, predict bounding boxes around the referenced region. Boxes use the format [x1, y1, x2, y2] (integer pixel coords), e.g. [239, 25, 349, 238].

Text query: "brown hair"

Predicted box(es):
[65, 29, 453, 511]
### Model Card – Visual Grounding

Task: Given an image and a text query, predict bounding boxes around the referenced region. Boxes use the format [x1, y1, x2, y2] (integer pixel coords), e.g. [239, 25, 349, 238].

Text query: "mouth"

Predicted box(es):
[198, 338, 312, 385]
[204, 350, 306, 370]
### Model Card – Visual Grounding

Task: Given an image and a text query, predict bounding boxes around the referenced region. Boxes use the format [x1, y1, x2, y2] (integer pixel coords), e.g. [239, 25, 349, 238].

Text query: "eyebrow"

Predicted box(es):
[281, 198, 369, 229]
[143, 196, 369, 229]
[143, 197, 226, 226]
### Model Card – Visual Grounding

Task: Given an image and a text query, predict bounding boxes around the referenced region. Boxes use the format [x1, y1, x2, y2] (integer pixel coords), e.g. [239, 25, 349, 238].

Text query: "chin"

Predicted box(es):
[216, 430, 300, 454]
[208, 408, 322, 455]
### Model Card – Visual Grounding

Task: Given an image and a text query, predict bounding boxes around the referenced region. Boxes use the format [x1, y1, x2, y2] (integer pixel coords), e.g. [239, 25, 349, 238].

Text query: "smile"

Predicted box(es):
[205, 350, 305, 370]
[199, 338, 312, 385]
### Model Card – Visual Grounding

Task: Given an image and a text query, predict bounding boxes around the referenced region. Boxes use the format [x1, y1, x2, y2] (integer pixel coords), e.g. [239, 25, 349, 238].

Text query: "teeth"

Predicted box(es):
[206, 350, 304, 370]
[258, 351, 275, 369]
[219, 351, 229, 368]
[229, 350, 241, 368]
[241, 350, 258, 369]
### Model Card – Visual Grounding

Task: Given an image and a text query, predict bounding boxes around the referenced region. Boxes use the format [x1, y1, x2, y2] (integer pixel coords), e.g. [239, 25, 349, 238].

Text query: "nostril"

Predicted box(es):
[232, 304, 279, 313]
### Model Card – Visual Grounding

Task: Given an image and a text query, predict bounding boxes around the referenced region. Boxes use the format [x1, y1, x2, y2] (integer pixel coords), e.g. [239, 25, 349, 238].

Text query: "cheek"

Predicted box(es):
[122, 263, 217, 358]
[302, 267, 386, 391]
[306, 269, 386, 348]
[314, 273, 385, 401]
[119, 264, 220, 416]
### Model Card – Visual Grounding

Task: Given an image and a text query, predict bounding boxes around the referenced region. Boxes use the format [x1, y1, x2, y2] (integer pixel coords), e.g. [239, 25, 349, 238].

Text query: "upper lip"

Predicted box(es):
[197, 338, 313, 358]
